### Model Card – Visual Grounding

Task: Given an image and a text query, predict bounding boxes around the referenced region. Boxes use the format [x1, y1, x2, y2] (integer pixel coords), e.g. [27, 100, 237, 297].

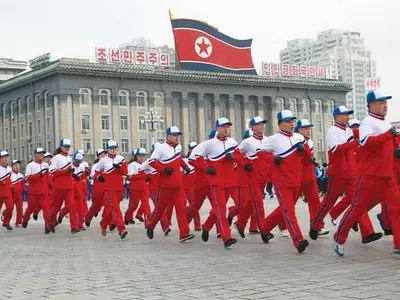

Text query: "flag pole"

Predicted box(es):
[168, 9, 181, 70]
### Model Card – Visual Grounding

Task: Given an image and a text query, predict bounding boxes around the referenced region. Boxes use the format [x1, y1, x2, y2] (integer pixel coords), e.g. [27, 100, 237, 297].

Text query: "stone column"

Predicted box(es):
[227, 95, 236, 139]
[164, 92, 173, 128]
[72, 95, 81, 150]
[213, 94, 220, 122]
[197, 94, 205, 142]
[181, 92, 190, 150]
[269, 99, 278, 135]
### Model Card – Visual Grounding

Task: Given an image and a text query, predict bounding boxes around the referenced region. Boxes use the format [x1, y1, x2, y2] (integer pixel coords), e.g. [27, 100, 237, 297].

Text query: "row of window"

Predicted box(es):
[4, 118, 52, 141]
[276, 99, 334, 114]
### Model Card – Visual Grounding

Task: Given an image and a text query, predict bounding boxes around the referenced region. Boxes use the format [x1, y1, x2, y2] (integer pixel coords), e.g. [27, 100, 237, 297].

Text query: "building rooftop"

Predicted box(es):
[0, 58, 352, 94]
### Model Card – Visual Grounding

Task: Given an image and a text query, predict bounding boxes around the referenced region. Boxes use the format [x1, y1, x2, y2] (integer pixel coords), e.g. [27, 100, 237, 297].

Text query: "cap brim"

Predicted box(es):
[168, 132, 182, 135]
[335, 110, 354, 116]
[375, 96, 392, 101]
[62, 145, 71, 148]
[107, 146, 118, 149]
[280, 117, 297, 122]
[252, 120, 268, 125]
[299, 125, 313, 128]
[12, 161, 20, 164]
[0, 155, 10, 157]
[217, 122, 233, 127]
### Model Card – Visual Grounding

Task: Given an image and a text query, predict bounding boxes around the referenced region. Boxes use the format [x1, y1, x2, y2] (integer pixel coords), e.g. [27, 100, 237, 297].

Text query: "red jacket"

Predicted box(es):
[128, 162, 148, 191]
[301, 139, 316, 183]
[96, 155, 128, 192]
[0, 166, 12, 198]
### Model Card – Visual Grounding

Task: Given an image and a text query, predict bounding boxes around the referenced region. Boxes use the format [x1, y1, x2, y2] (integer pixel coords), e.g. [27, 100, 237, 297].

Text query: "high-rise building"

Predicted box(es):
[280, 29, 376, 120]
[0, 58, 28, 82]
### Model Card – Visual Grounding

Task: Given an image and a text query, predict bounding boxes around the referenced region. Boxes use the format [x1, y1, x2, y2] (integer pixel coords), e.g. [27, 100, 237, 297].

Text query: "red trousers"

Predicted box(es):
[125, 190, 151, 222]
[335, 176, 400, 249]
[185, 187, 201, 230]
[280, 180, 322, 231]
[23, 194, 50, 228]
[203, 185, 232, 243]
[166, 202, 173, 225]
[266, 185, 304, 248]
[0, 196, 13, 226]
[49, 188, 78, 230]
[186, 184, 211, 223]
[12, 192, 23, 226]
[149, 190, 170, 232]
[312, 176, 374, 237]
[86, 191, 105, 223]
[147, 187, 189, 239]
[101, 191, 126, 233]
[235, 183, 268, 234]
[59, 194, 87, 228]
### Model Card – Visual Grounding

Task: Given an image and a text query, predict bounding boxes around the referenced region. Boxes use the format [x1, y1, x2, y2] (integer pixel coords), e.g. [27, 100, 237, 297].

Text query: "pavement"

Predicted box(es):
[0, 196, 399, 300]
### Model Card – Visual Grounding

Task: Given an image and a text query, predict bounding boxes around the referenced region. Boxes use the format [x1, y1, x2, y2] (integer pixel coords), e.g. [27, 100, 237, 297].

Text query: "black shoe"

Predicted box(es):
[109, 224, 117, 231]
[94, 212, 98, 217]
[249, 230, 260, 235]
[136, 216, 145, 222]
[224, 238, 237, 248]
[3, 224, 12, 230]
[269, 194, 274, 199]
[164, 229, 171, 236]
[79, 227, 86, 231]
[180, 234, 195, 242]
[85, 218, 91, 228]
[45, 227, 51, 234]
[362, 232, 383, 244]
[228, 215, 233, 227]
[71, 228, 80, 234]
[201, 229, 209, 242]
[54, 221, 59, 227]
[147, 228, 154, 239]
[261, 232, 274, 243]
[119, 230, 128, 239]
[297, 239, 309, 253]
[234, 224, 245, 239]
[129, 220, 135, 225]
[124, 218, 129, 226]
[309, 228, 319, 240]
[33, 214, 38, 221]
[49, 225, 56, 233]
[22, 222, 28, 228]
[384, 229, 393, 236]
[352, 222, 359, 232]
[194, 228, 202, 232]
[57, 215, 63, 225]
[217, 233, 221, 239]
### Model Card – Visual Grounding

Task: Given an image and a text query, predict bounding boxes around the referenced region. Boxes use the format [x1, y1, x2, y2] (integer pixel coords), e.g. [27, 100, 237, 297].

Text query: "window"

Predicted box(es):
[317, 139, 323, 151]
[101, 115, 110, 130]
[139, 115, 146, 130]
[136, 91, 147, 107]
[276, 98, 284, 112]
[28, 121, 32, 136]
[21, 145, 25, 159]
[46, 118, 50, 133]
[102, 139, 110, 150]
[81, 115, 90, 130]
[12, 148, 16, 159]
[5, 128, 8, 142]
[289, 99, 297, 114]
[83, 139, 91, 154]
[12, 125, 16, 139]
[37, 119, 41, 135]
[120, 139, 129, 153]
[80, 89, 90, 105]
[315, 100, 322, 113]
[139, 139, 147, 150]
[119, 91, 128, 106]
[47, 141, 51, 152]
[99, 90, 109, 106]
[120, 116, 128, 130]
[20, 124, 24, 137]
[328, 120, 334, 127]
[316, 120, 322, 133]
[302, 99, 310, 113]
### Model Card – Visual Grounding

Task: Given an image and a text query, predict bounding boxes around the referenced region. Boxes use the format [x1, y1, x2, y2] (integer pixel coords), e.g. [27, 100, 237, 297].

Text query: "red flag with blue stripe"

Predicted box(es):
[170, 18, 257, 75]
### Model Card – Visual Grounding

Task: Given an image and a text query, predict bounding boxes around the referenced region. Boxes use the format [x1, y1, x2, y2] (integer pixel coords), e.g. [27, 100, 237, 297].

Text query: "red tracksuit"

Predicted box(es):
[182, 158, 201, 230]
[311, 123, 374, 238]
[86, 162, 105, 225]
[146, 170, 170, 233]
[97, 154, 128, 234]
[335, 114, 400, 249]
[11, 171, 25, 226]
[0, 165, 13, 227]
[48, 153, 78, 231]
[125, 161, 151, 223]
[260, 130, 309, 249]
[23, 161, 51, 229]
[147, 142, 191, 240]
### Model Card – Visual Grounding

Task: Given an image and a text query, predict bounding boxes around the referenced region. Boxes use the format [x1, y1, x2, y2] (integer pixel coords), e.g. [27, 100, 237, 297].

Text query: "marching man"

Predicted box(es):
[0, 151, 13, 230]
[146, 126, 195, 242]
[258, 110, 310, 253]
[11, 160, 25, 228]
[334, 91, 400, 256]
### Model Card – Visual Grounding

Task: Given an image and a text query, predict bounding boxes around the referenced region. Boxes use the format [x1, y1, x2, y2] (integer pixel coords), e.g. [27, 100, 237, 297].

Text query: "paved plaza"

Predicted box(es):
[0, 197, 399, 300]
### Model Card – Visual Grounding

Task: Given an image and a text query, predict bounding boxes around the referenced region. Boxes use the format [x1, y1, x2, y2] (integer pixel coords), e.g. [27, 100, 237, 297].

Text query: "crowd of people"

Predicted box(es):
[0, 89, 399, 256]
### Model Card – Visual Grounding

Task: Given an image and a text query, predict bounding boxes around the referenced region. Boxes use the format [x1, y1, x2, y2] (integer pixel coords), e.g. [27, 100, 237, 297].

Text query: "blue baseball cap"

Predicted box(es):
[12, 159, 20, 165]
[367, 90, 392, 104]
[215, 117, 232, 127]
[349, 119, 360, 128]
[166, 126, 182, 135]
[243, 129, 253, 139]
[33, 148, 46, 154]
[0, 151, 9, 158]
[96, 148, 106, 156]
[74, 152, 84, 162]
[208, 129, 217, 139]
[60, 138, 71, 147]
[332, 106, 354, 116]
[44, 152, 53, 158]
[296, 119, 313, 128]
[136, 148, 147, 155]
[277, 110, 297, 122]
[106, 140, 118, 149]
[188, 141, 198, 150]
[249, 116, 268, 126]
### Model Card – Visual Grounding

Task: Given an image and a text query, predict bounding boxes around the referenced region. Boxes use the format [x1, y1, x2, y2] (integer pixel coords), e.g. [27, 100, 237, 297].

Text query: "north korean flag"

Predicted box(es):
[170, 19, 257, 75]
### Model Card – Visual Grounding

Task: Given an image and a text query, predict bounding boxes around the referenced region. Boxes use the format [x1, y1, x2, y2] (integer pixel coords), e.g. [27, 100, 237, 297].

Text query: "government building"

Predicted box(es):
[0, 57, 351, 165]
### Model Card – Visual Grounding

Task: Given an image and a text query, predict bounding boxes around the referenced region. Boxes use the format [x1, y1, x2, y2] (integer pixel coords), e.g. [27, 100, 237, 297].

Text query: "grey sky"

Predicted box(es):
[1, 0, 399, 120]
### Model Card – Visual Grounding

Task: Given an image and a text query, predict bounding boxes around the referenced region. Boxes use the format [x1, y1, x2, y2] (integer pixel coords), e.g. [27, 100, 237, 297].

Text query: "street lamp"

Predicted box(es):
[144, 109, 164, 150]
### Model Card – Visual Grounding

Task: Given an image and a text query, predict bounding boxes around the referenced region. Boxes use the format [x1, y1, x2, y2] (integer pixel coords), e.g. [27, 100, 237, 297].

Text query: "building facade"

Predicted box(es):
[0, 58, 28, 82]
[280, 29, 376, 120]
[0, 58, 350, 166]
